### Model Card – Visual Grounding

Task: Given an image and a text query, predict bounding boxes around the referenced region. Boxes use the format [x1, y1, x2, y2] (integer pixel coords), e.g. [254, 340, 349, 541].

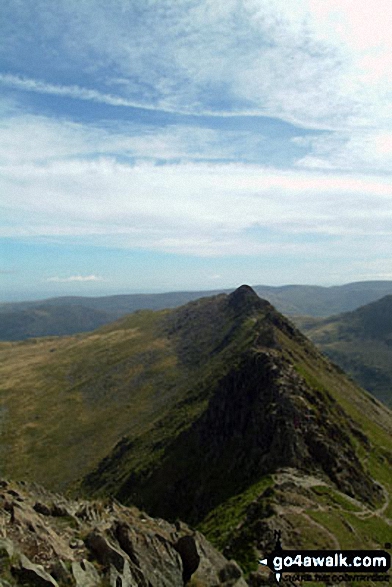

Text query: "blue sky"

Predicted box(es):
[1, 0, 392, 300]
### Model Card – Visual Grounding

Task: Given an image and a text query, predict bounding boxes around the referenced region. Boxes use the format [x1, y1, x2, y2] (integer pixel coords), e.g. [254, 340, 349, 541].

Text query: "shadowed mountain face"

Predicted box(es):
[1, 286, 391, 578]
[295, 294, 392, 406]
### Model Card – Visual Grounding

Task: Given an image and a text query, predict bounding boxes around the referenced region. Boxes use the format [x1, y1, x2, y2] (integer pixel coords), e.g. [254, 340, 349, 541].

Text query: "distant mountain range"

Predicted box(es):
[1, 286, 391, 579]
[294, 294, 392, 407]
[3, 280, 392, 341]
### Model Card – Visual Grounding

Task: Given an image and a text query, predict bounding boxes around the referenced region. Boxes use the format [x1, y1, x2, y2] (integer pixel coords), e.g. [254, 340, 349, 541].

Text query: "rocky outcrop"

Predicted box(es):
[0, 479, 247, 586]
[11, 554, 59, 587]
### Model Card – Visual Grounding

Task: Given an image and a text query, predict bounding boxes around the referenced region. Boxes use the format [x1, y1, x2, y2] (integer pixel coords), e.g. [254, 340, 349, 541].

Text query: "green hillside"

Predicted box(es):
[294, 295, 392, 407]
[1, 287, 391, 584]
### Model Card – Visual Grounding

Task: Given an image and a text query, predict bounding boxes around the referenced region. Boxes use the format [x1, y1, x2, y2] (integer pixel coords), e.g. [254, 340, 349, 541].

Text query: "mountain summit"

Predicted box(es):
[227, 284, 265, 311]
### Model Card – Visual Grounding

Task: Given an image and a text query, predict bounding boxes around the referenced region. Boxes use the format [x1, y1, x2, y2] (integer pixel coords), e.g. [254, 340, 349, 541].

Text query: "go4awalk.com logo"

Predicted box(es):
[259, 537, 391, 583]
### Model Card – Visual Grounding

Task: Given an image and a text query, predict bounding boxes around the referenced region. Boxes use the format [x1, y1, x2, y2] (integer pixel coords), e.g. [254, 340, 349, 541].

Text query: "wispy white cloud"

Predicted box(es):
[2, 0, 392, 130]
[295, 129, 392, 173]
[0, 73, 174, 113]
[2, 149, 392, 255]
[0, 110, 271, 170]
[46, 275, 103, 282]
[2, 0, 391, 174]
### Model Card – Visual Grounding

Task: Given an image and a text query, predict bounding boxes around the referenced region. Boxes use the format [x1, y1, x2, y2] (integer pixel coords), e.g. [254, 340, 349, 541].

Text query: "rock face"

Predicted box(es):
[0, 480, 247, 586]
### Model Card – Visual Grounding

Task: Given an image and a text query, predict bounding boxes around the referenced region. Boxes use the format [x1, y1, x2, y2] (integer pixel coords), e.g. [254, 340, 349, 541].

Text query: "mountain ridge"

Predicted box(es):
[82, 287, 383, 526]
[1, 286, 391, 580]
[73, 287, 392, 577]
[4, 280, 392, 341]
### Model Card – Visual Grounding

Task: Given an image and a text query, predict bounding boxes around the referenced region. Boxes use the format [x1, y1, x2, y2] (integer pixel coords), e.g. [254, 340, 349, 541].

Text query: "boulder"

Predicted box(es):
[33, 502, 52, 516]
[0, 538, 14, 562]
[71, 560, 101, 587]
[174, 535, 200, 582]
[113, 521, 184, 587]
[12, 554, 58, 587]
[85, 531, 127, 572]
[50, 560, 73, 585]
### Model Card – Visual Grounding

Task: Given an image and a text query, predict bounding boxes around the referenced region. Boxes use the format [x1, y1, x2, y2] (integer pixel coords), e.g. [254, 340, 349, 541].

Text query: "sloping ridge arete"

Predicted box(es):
[83, 285, 382, 525]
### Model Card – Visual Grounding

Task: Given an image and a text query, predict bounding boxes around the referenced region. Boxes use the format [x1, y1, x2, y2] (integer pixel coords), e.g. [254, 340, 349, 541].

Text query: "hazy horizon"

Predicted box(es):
[3, 278, 392, 304]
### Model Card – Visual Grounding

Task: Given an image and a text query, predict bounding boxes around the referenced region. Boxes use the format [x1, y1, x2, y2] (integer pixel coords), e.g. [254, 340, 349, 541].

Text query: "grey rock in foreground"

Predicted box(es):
[0, 479, 247, 586]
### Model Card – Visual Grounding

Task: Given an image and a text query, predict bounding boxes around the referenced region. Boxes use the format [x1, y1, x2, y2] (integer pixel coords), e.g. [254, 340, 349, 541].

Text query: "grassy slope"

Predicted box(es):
[0, 292, 248, 489]
[0, 308, 191, 487]
[294, 295, 392, 407]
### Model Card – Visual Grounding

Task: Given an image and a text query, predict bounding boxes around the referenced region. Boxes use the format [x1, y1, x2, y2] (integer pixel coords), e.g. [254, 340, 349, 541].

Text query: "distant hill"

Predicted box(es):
[3, 280, 392, 340]
[0, 291, 223, 341]
[1, 286, 391, 577]
[294, 295, 392, 407]
[0, 304, 112, 341]
[256, 280, 392, 316]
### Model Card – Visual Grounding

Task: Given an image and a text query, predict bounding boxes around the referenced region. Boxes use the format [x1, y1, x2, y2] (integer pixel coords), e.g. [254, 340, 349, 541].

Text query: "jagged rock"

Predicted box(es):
[113, 520, 184, 586]
[109, 560, 140, 587]
[174, 535, 200, 582]
[113, 522, 140, 566]
[219, 560, 243, 583]
[12, 553, 58, 587]
[50, 560, 73, 585]
[0, 481, 248, 587]
[85, 530, 127, 572]
[0, 538, 14, 561]
[71, 560, 101, 587]
[190, 532, 248, 587]
[34, 502, 52, 516]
